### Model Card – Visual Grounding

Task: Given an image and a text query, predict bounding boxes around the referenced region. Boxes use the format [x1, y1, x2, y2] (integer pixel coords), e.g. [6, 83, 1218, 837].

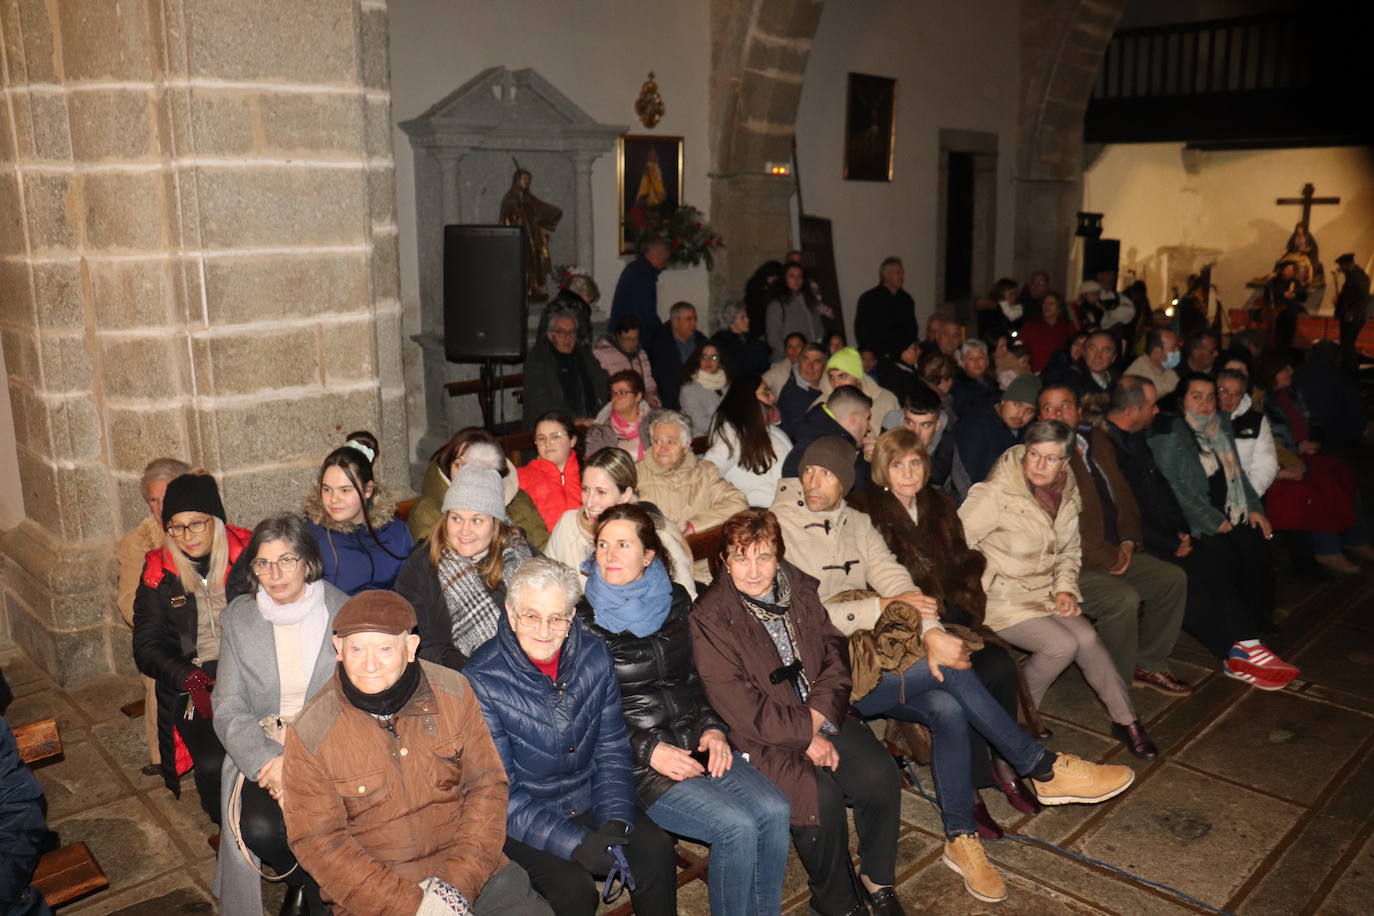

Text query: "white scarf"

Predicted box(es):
[695, 368, 727, 391]
[256, 579, 328, 676]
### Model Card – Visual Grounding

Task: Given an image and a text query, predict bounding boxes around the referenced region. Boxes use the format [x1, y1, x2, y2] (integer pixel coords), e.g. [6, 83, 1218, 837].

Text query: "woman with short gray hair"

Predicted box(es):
[213, 513, 347, 916]
[952, 338, 998, 418]
[636, 411, 749, 541]
[959, 420, 1155, 759]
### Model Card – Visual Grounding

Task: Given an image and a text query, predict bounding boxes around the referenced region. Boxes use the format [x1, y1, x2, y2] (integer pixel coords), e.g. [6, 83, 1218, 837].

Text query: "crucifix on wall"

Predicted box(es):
[1273, 182, 1340, 288]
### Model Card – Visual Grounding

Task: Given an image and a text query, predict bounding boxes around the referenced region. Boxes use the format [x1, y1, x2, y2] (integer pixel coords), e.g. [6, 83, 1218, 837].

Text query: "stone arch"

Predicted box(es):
[1013, 0, 1129, 287]
[708, 0, 826, 311]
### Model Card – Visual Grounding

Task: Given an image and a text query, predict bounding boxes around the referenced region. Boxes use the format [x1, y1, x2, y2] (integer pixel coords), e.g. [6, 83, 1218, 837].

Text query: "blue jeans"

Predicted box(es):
[853, 665, 1051, 837]
[1312, 497, 1370, 554]
[647, 752, 791, 916]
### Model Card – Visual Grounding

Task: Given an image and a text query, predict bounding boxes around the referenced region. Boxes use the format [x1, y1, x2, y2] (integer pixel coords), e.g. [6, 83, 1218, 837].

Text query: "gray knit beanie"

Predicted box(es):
[441, 465, 509, 522]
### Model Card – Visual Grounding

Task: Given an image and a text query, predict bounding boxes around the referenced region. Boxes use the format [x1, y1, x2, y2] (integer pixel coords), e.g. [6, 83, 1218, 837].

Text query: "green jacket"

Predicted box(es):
[1146, 414, 1261, 538]
[408, 459, 550, 551]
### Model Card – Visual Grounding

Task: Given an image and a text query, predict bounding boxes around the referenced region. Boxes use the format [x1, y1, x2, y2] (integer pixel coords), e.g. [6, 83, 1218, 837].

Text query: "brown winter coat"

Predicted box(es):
[690, 562, 852, 827]
[1067, 424, 1143, 571]
[281, 662, 509, 916]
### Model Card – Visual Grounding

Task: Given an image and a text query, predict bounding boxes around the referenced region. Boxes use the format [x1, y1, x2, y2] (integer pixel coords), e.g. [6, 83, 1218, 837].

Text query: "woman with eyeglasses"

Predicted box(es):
[212, 514, 344, 916]
[305, 435, 413, 595]
[959, 421, 1153, 753]
[678, 343, 731, 437]
[465, 557, 679, 916]
[397, 464, 536, 671]
[518, 411, 583, 533]
[584, 370, 651, 460]
[578, 505, 790, 915]
[133, 472, 251, 825]
[408, 428, 549, 551]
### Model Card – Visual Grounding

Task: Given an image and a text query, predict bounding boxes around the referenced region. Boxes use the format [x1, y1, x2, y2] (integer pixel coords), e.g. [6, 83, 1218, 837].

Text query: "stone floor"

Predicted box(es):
[5, 560, 1373, 915]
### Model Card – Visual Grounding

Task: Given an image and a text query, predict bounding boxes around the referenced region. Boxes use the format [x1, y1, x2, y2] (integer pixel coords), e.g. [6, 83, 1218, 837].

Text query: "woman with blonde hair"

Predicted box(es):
[396, 464, 536, 670]
[133, 472, 252, 824]
[545, 446, 697, 598]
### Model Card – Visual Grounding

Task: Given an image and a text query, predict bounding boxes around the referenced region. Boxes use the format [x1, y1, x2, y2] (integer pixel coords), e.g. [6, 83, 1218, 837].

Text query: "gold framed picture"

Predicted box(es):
[844, 73, 896, 182]
[619, 134, 684, 253]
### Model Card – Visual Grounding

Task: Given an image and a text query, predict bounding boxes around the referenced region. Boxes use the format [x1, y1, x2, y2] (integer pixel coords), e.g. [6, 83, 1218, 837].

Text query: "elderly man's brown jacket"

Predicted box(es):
[282, 661, 509, 916]
[1068, 424, 1143, 571]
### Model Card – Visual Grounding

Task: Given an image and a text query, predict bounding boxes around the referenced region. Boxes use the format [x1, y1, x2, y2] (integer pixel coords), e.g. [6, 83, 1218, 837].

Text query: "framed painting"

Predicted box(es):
[619, 134, 684, 253]
[844, 72, 896, 182]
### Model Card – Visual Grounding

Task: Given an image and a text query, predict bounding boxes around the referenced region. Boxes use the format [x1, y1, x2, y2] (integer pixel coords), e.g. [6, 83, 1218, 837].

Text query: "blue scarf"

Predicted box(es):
[581, 556, 673, 638]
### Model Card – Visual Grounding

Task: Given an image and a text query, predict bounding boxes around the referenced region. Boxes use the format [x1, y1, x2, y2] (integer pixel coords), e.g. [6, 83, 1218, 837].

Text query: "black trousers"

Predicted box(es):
[1340, 314, 1365, 374]
[503, 809, 676, 916]
[791, 717, 901, 916]
[945, 605, 1019, 790]
[1165, 530, 1266, 657]
[238, 780, 328, 913]
[176, 710, 225, 826]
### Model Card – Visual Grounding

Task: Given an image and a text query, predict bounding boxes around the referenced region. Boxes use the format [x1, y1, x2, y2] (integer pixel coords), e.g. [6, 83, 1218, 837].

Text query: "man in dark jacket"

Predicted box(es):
[647, 302, 708, 410]
[523, 310, 609, 428]
[283, 591, 548, 916]
[608, 241, 670, 337]
[1063, 330, 1118, 401]
[1037, 385, 1189, 729]
[954, 374, 1040, 486]
[781, 386, 873, 489]
[777, 343, 827, 440]
[854, 257, 917, 360]
[711, 302, 772, 379]
[871, 338, 922, 406]
[1103, 377, 1294, 690]
[0, 717, 49, 916]
[901, 385, 971, 502]
[1333, 253, 1370, 373]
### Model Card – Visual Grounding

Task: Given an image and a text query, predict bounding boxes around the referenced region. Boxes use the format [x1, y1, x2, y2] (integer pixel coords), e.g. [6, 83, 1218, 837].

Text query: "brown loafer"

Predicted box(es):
[1132, 667, 1193, 697]
[973, 797, 1004, 839]
[1111, 720, 1159, 760]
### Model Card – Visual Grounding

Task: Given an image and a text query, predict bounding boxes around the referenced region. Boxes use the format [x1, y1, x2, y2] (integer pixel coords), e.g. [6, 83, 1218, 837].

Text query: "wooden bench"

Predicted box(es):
[14, 718, 110, 908]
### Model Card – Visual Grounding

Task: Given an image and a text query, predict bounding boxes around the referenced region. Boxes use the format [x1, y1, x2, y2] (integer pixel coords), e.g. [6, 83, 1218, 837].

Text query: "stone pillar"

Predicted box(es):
[571, 151, 596, 281]
[0, 0, 406, 685]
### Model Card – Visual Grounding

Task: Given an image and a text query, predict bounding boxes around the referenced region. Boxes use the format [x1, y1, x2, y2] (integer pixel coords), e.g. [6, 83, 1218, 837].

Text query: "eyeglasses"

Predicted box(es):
[1026, 451, 1068, 467]
[610, 388, 637, 398]
[651, 437, 682, 448]
[549, 328, 576, 339]
[515, 612, 573, 633]
[535, 432, 568, 445]
[251, 556, 301, 575]
[701, 353, 721, 362]
[166, 519, 211, 538]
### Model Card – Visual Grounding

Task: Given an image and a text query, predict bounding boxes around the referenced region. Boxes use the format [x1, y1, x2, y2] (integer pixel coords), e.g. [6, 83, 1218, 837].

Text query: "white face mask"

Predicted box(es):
[1163, 351, 1181, 370]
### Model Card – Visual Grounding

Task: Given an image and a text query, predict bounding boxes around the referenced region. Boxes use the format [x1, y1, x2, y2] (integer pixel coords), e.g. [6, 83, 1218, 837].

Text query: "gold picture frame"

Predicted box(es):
[618, 134, 684, 254]
[843, 73, 896, 182]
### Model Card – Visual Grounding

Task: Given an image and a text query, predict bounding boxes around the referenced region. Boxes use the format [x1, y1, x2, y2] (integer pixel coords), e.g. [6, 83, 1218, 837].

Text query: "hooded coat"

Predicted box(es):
[304, 487, 413, 595]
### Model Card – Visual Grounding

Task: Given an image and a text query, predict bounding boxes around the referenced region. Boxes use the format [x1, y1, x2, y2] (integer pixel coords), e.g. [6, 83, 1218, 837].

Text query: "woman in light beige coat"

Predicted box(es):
[959, 421, 1150, 750]
[635, 410, 749, 536]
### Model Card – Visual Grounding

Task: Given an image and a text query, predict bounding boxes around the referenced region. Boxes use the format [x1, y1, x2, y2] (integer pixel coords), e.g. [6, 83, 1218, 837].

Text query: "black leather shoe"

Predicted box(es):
[864, 885, 906, 916]
[1032, 724, 1053, 740]
[1111, 720, 1159, 760]
[973, 797, 1004, 839]
[278, 886, 306, 916]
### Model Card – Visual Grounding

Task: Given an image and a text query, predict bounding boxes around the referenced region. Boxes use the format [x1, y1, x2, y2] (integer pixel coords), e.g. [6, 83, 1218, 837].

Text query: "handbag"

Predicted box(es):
[226, 713, 297, 881]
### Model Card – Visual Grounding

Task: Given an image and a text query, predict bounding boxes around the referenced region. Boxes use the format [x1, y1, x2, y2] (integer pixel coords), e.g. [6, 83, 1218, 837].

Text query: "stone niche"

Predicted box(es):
[401, 67, 624, 460]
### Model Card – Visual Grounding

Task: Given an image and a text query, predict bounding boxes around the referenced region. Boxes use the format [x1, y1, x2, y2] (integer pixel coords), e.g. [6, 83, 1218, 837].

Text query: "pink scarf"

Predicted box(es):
[610, 410, 644, 460]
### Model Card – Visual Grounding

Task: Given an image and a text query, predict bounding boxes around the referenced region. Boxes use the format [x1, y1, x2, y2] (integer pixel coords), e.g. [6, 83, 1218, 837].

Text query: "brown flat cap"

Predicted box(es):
[333, 590, 417, 637]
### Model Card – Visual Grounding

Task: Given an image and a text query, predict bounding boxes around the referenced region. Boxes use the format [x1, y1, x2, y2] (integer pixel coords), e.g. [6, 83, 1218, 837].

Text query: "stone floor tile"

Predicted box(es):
[1314, 828, 1374, 916]
[1175, 690, 1371, 804]
[48, 795, 190, 893]
[1290, 622, 1374, 700]
[1038, 665, 1179, 737]
[89, 719, 165, 793]
[778, 827, 937, 912]
[33, 738, 132, 819]
[1075, 763, 1303, 908]
[65, 675, 146, 725]
[63, 870, 214, 916]
[984, 837, 1202, 916]
[1141, 672, 1247, 751]
[886, 855, 1110, 914]
[0, 649, 55, 692]
[4, 688, 89, 738]
[142, 778, 219, 862]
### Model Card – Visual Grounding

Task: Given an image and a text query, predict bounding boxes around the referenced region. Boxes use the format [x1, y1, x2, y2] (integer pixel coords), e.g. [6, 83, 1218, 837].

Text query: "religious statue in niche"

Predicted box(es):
[499, 162, 563, 302]
[1278, 221, 1323, 287]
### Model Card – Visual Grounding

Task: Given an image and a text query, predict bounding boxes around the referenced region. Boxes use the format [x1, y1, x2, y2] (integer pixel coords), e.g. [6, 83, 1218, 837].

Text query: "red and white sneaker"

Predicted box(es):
[1225, 644, 1299, 691]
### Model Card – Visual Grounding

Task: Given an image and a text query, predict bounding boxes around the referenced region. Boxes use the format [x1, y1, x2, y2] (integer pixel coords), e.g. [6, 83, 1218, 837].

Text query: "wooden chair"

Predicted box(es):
[395, 498, 416, 522]
[14, 718, 110, 908]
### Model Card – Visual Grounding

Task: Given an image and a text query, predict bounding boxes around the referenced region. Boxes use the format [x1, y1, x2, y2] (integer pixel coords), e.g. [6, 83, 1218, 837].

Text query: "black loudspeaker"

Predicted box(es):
[443, 224, 527, 363]
[1082, 238, 1120, 281]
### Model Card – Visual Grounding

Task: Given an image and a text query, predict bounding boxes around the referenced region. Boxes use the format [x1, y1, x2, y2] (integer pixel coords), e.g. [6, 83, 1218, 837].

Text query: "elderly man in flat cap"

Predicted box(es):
[282, 590, 551, 916]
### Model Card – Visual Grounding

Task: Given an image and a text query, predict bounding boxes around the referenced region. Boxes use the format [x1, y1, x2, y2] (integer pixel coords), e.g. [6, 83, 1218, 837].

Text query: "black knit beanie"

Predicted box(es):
[161, 473, 226, 526]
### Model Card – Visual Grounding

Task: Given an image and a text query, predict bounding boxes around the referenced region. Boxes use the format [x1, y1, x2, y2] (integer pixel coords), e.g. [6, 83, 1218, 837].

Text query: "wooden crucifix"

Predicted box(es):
[1276, 182, 1340, 227]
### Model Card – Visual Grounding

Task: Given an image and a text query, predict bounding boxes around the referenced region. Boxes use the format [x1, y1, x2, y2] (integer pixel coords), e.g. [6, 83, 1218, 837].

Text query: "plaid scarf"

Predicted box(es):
[739, 567, 811, 703]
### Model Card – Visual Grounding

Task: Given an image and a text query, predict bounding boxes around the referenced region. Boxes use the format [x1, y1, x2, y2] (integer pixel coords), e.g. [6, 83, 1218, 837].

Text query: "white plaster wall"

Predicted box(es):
[794, 0, 1022, 334]
[1083, 143, 1374, 313]
[388, 0, 712, 344]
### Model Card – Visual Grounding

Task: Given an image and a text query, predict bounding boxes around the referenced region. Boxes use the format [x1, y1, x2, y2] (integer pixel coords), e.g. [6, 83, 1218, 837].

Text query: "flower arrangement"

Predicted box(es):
[555, 264, 589, 288]
[624, 204, 723, 269]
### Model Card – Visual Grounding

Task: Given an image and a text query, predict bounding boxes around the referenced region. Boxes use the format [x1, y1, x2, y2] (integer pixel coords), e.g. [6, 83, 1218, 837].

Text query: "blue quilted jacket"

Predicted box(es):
[464, 617, 637, 859]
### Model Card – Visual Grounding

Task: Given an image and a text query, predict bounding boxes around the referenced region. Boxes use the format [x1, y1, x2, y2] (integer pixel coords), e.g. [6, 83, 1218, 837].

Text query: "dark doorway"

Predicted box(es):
[943, 151, 975, 303]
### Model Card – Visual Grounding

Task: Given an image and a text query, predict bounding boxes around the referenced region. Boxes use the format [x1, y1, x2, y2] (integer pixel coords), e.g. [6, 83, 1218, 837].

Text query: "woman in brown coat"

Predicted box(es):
[692, 509, 904, 916]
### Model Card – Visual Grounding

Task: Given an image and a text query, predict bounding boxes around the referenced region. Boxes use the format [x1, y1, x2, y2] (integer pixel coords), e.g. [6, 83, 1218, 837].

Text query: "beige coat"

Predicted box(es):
[545, 507, 698, 599]
[117, 515, 164, 765]
[812, 374, 901, 438]
[769, 478, 917, 635]
[957, 446, 1083, 633]
[635, 451, 749, 534]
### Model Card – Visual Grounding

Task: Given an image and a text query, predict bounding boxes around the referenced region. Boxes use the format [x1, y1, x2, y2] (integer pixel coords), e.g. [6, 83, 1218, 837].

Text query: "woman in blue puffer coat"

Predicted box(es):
[464, 556, 677, 916]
